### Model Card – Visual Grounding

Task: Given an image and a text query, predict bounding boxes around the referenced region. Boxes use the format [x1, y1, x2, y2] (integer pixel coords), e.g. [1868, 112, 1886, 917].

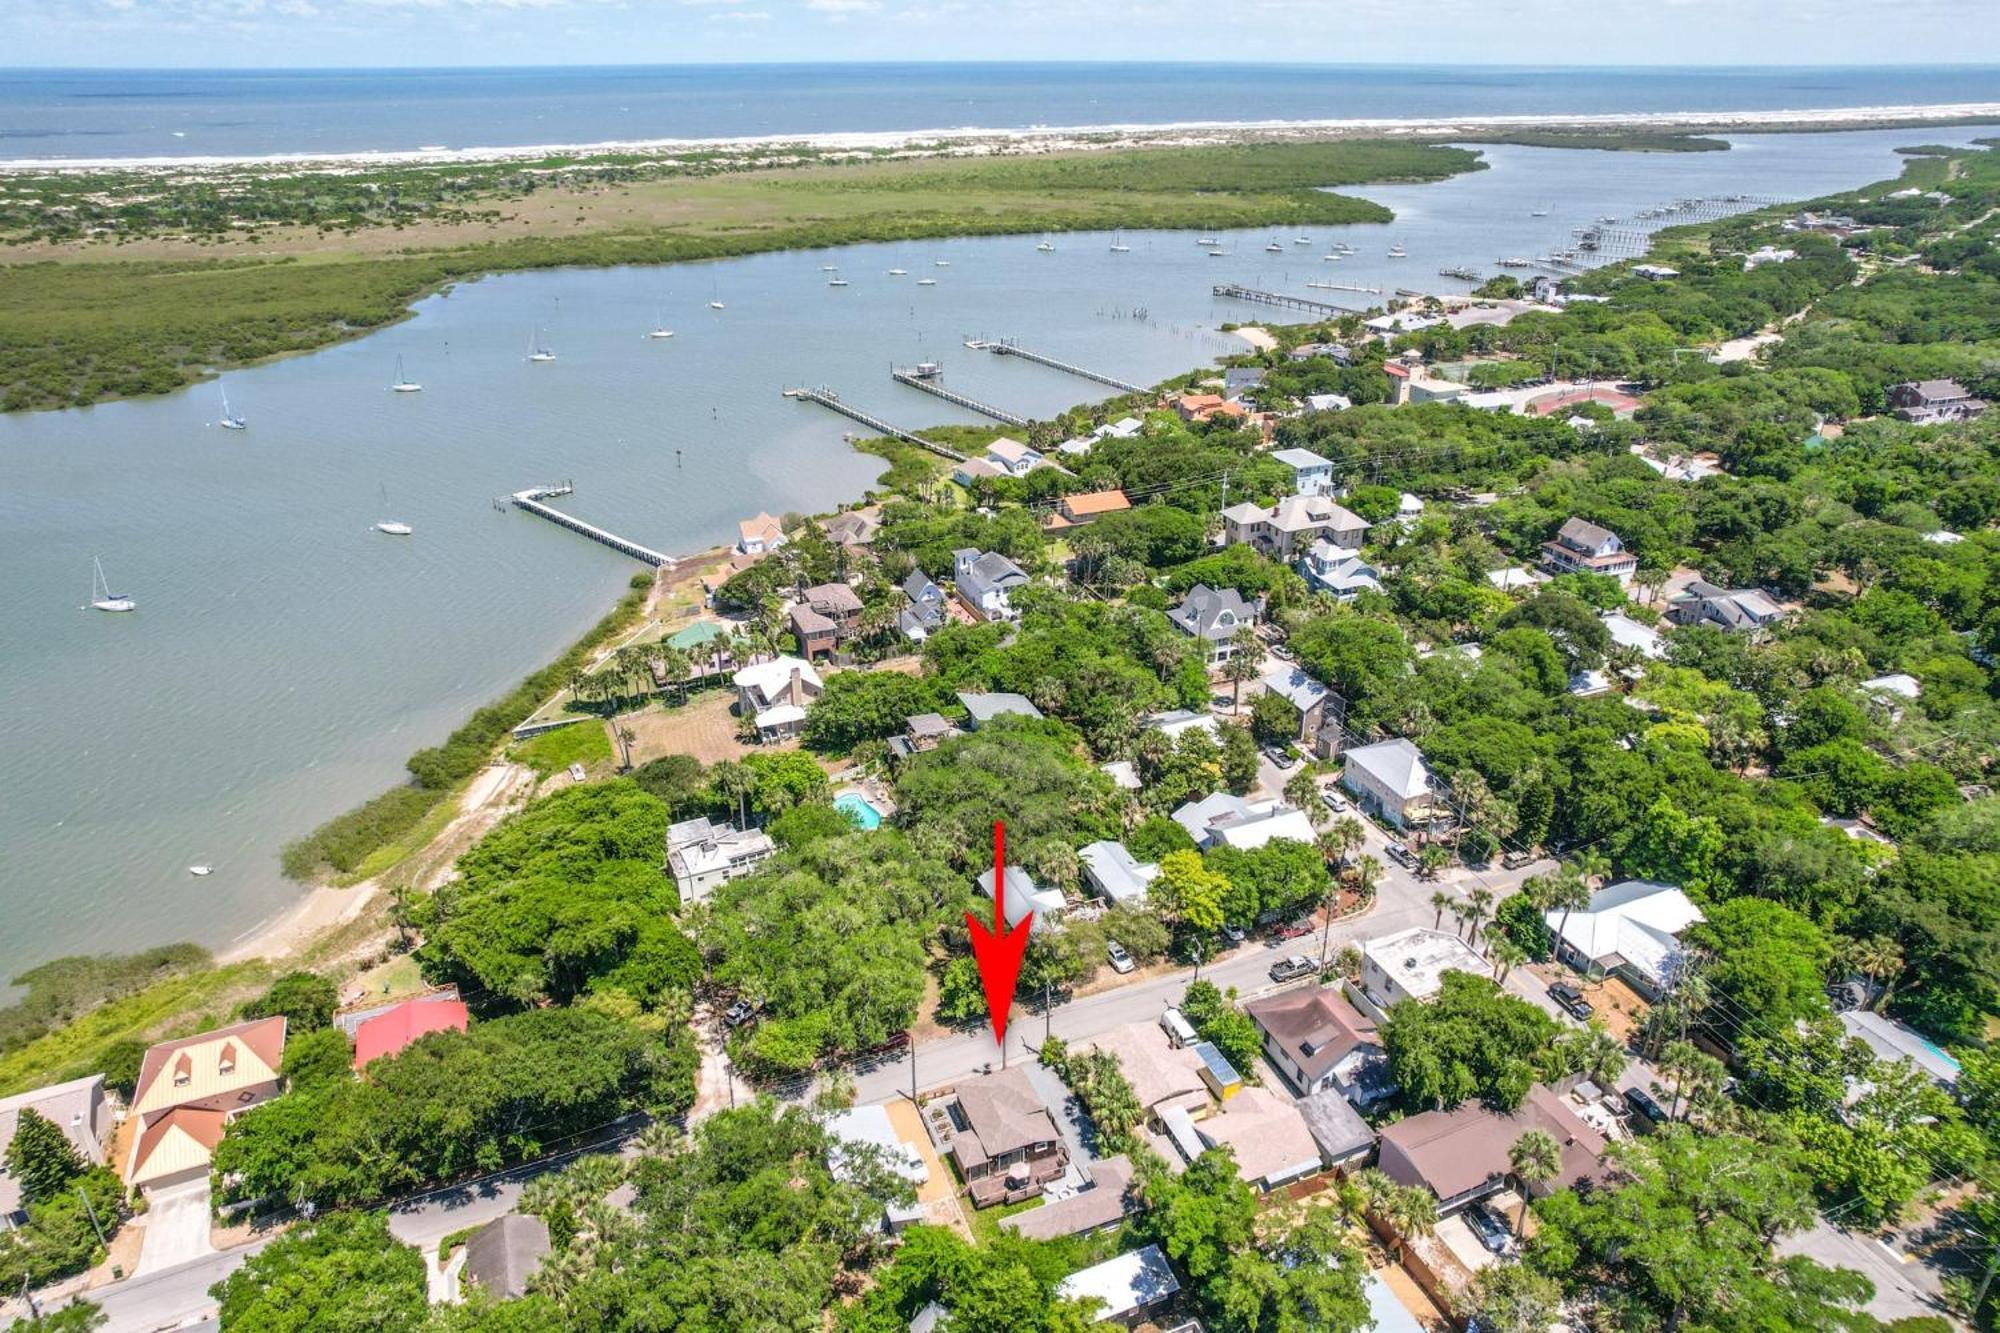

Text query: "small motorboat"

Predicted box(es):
[376, 520, 413, 536]
[1264, 240, 1283, 253]
[888, 267, 908, 275]
[188, 865, 213, 876]
[916, 278, 937, 286]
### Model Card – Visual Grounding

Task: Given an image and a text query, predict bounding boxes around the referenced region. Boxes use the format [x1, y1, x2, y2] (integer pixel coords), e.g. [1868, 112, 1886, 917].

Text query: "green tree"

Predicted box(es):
[1508, 1129, 1562, 1236]
[1467, 1264, 1564, 1333]
[1380, 971, 1558, 1111]
[4, 1109, 84, 1207]
[1153, 850, 1230, 935]
[209, 1211, 428, 1333]
[243, 971, 338, 1033]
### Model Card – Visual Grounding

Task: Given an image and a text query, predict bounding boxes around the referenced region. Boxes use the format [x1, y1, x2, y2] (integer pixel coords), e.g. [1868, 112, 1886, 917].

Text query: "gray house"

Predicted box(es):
[1665, 581, 1786, 634]
[1166, 584, 1259, 664]
[462, 1214, 551, 1300]
[899, 570, 948, 641]
[953, 549, 1030, 622]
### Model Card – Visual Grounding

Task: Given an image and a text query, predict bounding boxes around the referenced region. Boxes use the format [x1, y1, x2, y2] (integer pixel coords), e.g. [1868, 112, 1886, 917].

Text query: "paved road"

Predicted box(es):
[1778, 1216, 1954, 1324]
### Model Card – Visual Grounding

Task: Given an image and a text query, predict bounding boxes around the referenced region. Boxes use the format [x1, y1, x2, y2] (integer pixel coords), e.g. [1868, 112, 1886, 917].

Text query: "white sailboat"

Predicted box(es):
[1197, 235, 1218, 246]
[1321, 253, 1343, 262]
[708, 273, 725, 311]
[1530, 204, 1550, 217]
[217, 380, 246, 431]
[887, 267, 908, 276]
[527, 328, 556, 363]
[89, 557, 135, 613]
[1387, 242, 1408, 259]
[1036, 234, 1055, 253]
[648, 308, 674, 339]
[916, 277, 937, 286]
[390, 355, 422, 392]
[826, 267, 848, 287]
[374, 483, 412, 536]
[188, 865, 214, 876]
[1109, 229, 1130, 254]
[1264, 239, 1284, 253]
[933, 259, 950, 267]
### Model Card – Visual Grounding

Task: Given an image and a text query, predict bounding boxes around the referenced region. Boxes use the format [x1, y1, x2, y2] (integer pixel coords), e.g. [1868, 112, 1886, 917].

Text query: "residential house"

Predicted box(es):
[1223, 494, 1368, 561]
[821, 509, 880, 549]
[127, 1016, 287, 1193]
[957, 691, 1044, 729]
[1260, 662, 1337, 757]
[1602, 610, 1666, 660]
[1357, 927, 1486, 1013]
[1664, 581, 1787, 634]
[1486, 565, 1548, 593]
[1540, 517, 1639, 583]
[1141, 708, 1222, 743]
[350, 995, 469, 1072]
[667, 816, 777, 904]
[732, 655, 824, 740]
[978, 863, 1067, 933]
[1165, 584, 1259, 665]
[885, 711, 965, 763]
[1080, 840, 1160, 906]
[1, 1076, 112, 1228]
[1171, 792, 1318, 851]
[1173, 393, 1247, 424]
[941, 1067, 1070, 1207]
[788, 582, 864, 660]
[1043, 489, 1131, 532]
[1057, 1246, 1181, 1329]
[1632, 263, 1680, 280]
[736, 511, 786, 556]
[1095, 415, 1144, 439]
[1340, 738, 1438, 829]
[1081, 1021, 1208, 1122]
[898, 570, 948, 641]
[1296, 1089, 1377, 1170]
[1397, 370, 1472, 406]
[1002, 1154, 1139, 1241]
[952, 457, 1007, 486]
[1290, 342, 1353, 365]
[1304, 392, 1353, 413]
[1744, 246, 1798, 269]
[1244, 987, 1391, 1105]
[332, 984, 461, 1040]
[953, 548, 1030, 621]
[1545, 879, 1704, 1000]
[1100, 760, 1141, 791]
[1377, 1084, 1607, 1214]
[826, 1104, 929, 1231]
[1301, 542, 1381, 601]
[1888, 379, 1988, 424]
[1270, 447, 1335, 496]
[1837, 1010, 1962, 1090]
[984, 437, 1046, 478]
[1181, 1086, 1322, 1190]
[462, 1214, 551, 1301]
[1222, 367, 1266, 400]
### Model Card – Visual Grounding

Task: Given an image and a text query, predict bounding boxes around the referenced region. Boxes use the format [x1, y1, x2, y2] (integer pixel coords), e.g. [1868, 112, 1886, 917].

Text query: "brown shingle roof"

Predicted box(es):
[1002, 1155, 1138, 1239]
[953, 1067, 1061, 1162]
[1379, 1085, 1606, 1202]
[1244, 987, 1378, 1083]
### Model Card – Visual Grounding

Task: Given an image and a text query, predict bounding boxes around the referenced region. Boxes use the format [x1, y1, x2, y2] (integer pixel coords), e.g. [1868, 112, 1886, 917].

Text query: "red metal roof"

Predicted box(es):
[352, 997, 470, 1071]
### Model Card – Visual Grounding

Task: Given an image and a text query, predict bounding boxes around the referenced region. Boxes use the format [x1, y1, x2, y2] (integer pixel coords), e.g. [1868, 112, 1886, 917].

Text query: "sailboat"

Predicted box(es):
[217, 380, 246, 431]
[708, 273, 725, 311]
[1530, 204, 1550, 217]
[188, 864, 214, 876]
[527, 328, 556, 363]
[1036, 234, 1055, 253]
[1109, 229, 1130, 254]
[648, 309, 674, 339]
[826, 267, 848, 288]
[1321, 252, 1343, 262]
[390, 356, 422, 392]
[934, 259, 950, 267]
[1264, 239, 1284, 253]
[374, 483, 412, 536]
[1387, 242, 1408, 259]
[1196, 234, 1218, 246]
[89, 557, 135, 613]
[888, 266, 908, 276]
[916, 277, 937, 286]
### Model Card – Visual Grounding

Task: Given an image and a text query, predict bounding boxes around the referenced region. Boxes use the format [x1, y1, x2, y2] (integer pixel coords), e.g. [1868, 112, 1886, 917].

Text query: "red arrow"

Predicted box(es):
[965, 820, 1032, 1045]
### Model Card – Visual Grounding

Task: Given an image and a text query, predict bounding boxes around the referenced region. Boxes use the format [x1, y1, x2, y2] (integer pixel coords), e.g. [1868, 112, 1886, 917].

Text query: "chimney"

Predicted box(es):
[788, 666, 804, 705]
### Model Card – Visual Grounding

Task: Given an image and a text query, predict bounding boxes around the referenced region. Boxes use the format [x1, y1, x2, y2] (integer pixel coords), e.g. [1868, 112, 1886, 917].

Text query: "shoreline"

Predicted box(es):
[5, 101, 2000, 173]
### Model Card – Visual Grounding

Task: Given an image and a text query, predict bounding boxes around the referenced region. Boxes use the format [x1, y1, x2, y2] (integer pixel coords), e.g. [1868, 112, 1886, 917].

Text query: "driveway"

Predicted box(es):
[134, 1179, 216, 1276]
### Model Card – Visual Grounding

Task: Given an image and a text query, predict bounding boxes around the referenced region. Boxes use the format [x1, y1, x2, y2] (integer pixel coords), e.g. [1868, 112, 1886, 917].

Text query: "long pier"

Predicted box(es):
[963, 339, 1146, 395]
[1305, 281, 1383, 295]
[507, 484, 674, 566]
[783, 387, 968, 461]
[890, 365, 1029, 427]
[1212, 284, 1359, 317]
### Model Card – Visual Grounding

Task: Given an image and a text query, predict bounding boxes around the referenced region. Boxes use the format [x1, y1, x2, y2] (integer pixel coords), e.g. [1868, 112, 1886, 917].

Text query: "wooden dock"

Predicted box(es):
[783, 387, 969, 462]
[963, 339, 1146, 395]
[890, 365, 1029, 427]
[1211, 284, 1360, 317]
[508, 484, 673, 567]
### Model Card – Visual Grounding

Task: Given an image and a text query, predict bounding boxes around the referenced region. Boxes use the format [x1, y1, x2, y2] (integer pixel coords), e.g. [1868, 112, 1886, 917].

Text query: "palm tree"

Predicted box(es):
[1464, 886, 1495, 947]
[1507, 1130, 1562, 1237]
[1315, 828, 1346, 870]
[1549, 868, 1592, 972]
[1844, 934, 1906, 1012]
[1571, 850, 1610, 890]
[1351, 854, 1382, 906]
[1285, 770, 1323, 821]
[1658, 1039, 1701, 1122]
[1418, 844, 1453, 881]
[615, 725, 637, 771]
[1223, 631, 1263, 708]
[1385, 1186, 1439, 1260]
[711, 759, 756, 827]
[1490, 934, 1527, 982]
[1333, 816, 1365, 863]
[1430, 890, 1456, 930]
[1333, 944, 1363, 982]
[1563, 1021, 1628, 1088]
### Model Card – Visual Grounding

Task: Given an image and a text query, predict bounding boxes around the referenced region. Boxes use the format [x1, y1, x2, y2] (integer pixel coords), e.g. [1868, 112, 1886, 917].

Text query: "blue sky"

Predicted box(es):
[7, 0, 2000, 68]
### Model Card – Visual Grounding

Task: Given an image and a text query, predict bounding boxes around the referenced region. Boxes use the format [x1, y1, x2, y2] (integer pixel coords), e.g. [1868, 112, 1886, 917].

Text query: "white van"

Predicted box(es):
[1160, 1007, 1198, 1049]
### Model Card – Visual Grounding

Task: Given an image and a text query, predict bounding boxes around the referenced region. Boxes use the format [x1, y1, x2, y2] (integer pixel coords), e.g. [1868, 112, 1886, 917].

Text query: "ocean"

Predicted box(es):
[1, 63, 1998, 160]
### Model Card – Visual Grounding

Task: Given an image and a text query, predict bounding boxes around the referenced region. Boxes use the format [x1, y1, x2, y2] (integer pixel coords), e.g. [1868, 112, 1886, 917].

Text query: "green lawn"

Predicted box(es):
[510, 720, 612, 776]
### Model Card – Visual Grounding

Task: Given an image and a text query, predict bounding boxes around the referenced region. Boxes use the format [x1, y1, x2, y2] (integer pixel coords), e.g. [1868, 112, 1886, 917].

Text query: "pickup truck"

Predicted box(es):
[1269, 955, 1321, 984]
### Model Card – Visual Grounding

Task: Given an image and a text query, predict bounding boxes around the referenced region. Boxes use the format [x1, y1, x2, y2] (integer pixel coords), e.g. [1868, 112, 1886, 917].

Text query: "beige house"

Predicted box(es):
[1339, 738, 1439, 829]
[1222, 494, 1368, 562]
[127, 1016, 287, 1193]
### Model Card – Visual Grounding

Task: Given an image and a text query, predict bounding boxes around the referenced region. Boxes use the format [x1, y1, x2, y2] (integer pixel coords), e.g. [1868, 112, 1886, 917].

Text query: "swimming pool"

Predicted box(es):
[834, 792, 884, 831]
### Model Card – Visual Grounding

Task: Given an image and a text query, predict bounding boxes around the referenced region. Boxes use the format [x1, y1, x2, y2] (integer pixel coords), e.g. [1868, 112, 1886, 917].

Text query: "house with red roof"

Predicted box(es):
[352, 996, 471, 1071]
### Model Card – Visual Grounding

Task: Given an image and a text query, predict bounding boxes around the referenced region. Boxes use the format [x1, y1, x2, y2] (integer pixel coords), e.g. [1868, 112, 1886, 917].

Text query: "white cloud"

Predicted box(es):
[706, 7, 769, 18]
[807, 0, 881, 11]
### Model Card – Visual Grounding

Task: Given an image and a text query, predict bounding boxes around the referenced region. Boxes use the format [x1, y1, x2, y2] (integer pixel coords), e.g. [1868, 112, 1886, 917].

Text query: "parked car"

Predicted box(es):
[1220, 923, 1247, 944]
[1319, 789, 1349, 813]
[1269, 955, 1320, 983]
[1465, 1203, 1512, 1254]
[1548, 982, 1593, 1022]
[1502, 849, 1536, 870]
[1262, 745, 1298, 769]
[1270, 643, 1296, 662]
[1624, 1086, 1668, 1130]
[723, 999, 758, 1029]
[1384, 842, 1417, 869]
[1274, 920, 1314, 941]
[1107, 940, 1136, 974]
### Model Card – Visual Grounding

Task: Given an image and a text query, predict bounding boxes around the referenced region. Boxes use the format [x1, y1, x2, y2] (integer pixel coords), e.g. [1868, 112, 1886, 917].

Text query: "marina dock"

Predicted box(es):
[783, 387, 969, 461]
[1211, 284, 1360, 317]
[506, 484, 673, 566]
[962, 339, 1147, 395]
[890, 363, 1029, 427]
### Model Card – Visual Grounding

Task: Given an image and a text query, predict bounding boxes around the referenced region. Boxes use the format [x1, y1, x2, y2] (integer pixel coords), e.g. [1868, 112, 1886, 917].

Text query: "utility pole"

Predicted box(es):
[1044, 979, 1053, 1045]
[76, 1182, 108, 1250]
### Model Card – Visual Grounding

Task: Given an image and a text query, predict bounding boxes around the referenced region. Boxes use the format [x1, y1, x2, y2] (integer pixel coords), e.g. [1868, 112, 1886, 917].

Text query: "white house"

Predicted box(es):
[1171, 792, 1317, 850]
[1080, 841, 1160, 906]
[1270, 446, 1335, 496]
[667, 817, 776, 904]
[1541, 517, 1638, 583]
[1223, 495, 1368, 561]
[733, 656, 824, 740]
[1340, 738, 1438, 829]
[1602, 610, 1666, 660]
[1357, 927, 1487, 1012]
[984, 437, 1046, 478]
[1141, 709, 1223, 743]
[736, 511, 786, 556]
[977, 864, 1067, 933]
[1301, 542, 1380, 601]
[1545, 880, 1704, 999]
[953, 548, 1030, 621]
[1166, 584, 1259, 665]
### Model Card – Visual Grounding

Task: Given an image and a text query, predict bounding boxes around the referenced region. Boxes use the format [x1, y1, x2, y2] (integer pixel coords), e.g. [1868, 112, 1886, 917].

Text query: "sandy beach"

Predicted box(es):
[6, 101, 1999, 174]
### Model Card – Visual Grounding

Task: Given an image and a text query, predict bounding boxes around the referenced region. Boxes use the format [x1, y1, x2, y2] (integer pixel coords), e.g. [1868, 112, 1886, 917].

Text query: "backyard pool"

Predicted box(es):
[834, 793, 885, 831]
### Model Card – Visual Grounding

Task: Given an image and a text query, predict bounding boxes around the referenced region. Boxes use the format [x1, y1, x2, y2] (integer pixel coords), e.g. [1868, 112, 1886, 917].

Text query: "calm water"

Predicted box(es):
[0, 125, 1992, 982]
[1, 65, 1998, 160]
